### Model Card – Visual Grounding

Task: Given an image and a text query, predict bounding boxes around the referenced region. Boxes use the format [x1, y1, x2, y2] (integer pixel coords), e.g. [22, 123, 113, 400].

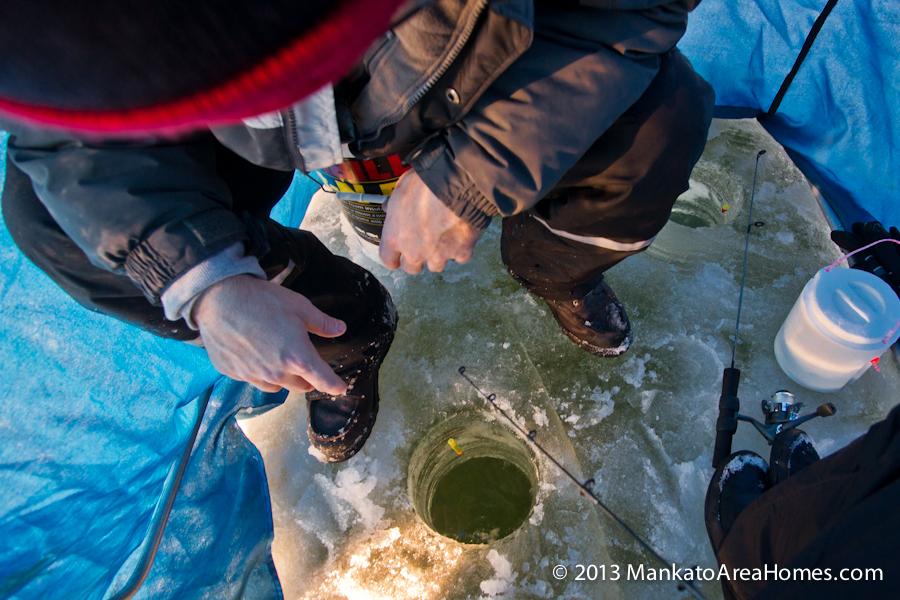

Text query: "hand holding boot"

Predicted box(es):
[192, 274, 348, 395]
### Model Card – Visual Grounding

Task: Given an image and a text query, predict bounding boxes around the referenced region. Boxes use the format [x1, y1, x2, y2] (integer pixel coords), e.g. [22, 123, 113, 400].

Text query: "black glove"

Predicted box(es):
[831, 221, 900, 296]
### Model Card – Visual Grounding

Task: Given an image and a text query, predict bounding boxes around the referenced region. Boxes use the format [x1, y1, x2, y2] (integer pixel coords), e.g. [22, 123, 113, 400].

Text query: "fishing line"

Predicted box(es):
[458, 367, 709, 600]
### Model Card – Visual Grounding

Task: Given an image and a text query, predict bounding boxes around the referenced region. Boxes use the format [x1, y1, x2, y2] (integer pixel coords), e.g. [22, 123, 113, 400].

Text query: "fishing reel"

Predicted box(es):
[735, 390, 836, 445]
[712, 368, 837, 468]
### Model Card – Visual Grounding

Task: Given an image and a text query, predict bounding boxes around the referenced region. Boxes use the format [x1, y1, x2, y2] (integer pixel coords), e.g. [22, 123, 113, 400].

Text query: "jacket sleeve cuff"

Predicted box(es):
[411, 139, 502, 232]
[124, 208, 249, 305]
[160, 243, 266, 330]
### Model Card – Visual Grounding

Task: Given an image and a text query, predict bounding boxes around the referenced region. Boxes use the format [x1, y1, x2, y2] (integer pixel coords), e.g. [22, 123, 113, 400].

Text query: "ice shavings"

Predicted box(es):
[622, 353, 655, 389]
[639, 390, 657, 414]
[315, 466, 384, 531]
[584, 387, 618, 427]
[776, 231, 795, 245]
[307, 444, 329, 463]
[480, 550, 517, 597]
[318, 525, 464, 600]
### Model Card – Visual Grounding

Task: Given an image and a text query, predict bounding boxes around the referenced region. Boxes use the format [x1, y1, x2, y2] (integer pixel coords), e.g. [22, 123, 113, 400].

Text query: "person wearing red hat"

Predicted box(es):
[0, 0, 713, 462]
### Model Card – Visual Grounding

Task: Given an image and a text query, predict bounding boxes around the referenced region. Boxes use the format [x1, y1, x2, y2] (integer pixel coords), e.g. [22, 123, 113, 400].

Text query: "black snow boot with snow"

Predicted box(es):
[263, 224, 397, 463]
[302, 272, 396, 463]
[705, 451, 769, 554]
[769, 428, 821, 487]
[544, 279, 632, 357]
[307, 369, 382, 463]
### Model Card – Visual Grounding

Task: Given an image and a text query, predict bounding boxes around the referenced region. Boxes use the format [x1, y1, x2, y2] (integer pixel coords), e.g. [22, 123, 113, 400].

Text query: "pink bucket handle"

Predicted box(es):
[825, 238, 900, 345]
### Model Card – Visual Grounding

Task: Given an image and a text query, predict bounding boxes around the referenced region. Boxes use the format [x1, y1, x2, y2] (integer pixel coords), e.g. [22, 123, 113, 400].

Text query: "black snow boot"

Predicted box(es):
[262, 223, 397, 463]
[705, 451, 769, 554]
[544, 279, 632, 357]
[769, 428, 821, 487]
[307, 369, 382, 463]
[302, 276, 395, 463]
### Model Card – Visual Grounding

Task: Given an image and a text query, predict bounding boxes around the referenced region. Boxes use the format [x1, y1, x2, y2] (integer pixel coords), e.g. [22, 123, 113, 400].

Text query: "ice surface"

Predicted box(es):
[238, 120, 900, 600]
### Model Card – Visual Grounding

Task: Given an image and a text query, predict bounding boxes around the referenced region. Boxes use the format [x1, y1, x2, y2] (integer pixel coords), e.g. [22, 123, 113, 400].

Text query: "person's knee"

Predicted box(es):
[656, 48, 715, 167]
[1, 156, 49, 259]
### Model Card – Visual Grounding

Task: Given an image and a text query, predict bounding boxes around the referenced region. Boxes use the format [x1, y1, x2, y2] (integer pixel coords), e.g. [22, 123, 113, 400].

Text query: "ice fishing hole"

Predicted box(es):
[408, 414, 539, 544]
[669, 177, 735, 228]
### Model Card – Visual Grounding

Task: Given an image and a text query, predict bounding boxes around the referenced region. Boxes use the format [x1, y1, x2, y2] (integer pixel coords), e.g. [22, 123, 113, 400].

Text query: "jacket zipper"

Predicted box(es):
[283, 0, 489, 159]
[282, 106, 307, 172]
[381, 0, 489, 128]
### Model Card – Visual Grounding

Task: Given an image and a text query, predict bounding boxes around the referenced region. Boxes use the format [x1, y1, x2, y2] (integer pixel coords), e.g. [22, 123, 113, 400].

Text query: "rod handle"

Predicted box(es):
[712, 368, 741, 469]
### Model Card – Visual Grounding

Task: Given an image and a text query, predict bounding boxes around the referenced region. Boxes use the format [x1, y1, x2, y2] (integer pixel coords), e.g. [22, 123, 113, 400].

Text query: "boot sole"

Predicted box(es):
[552, 311, 633, 358]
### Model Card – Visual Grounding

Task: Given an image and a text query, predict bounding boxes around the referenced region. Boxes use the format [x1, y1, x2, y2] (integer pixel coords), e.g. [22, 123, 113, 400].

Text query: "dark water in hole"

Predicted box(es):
[429, 456, 533, 544]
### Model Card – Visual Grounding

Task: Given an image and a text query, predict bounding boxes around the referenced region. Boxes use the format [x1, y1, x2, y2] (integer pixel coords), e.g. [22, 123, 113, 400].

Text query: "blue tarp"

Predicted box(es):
[678, 0, 900, 230]
[0, 132, 317, 600]
[3, 1, 898, 598]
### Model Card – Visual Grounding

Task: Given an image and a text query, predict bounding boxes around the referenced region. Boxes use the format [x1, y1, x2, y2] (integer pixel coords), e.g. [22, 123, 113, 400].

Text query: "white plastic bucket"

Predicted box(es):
[774, 267, 900, 393]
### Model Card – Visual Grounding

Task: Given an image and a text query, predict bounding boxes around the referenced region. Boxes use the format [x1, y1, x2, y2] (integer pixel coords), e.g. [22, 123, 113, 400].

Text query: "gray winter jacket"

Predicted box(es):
[5, 0, 700, 305]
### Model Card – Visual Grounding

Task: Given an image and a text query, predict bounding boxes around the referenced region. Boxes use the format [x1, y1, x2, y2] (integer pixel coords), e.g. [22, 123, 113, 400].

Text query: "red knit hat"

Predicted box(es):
[0, 0, 407, 136]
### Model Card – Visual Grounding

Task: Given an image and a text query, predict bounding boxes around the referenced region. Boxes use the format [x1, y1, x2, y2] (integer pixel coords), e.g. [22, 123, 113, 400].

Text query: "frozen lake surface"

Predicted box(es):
[239, 120, 900, 600]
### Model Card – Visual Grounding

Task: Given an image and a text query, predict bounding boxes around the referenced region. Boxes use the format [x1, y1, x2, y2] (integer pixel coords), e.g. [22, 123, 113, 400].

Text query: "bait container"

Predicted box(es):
[775, 267, 900, 393]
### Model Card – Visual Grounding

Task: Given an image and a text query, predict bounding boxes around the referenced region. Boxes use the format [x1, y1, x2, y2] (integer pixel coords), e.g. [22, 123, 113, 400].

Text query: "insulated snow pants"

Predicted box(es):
[713, 404, 900, 600]
[501, 49, 714, 301]
[1, 141, 397, 385]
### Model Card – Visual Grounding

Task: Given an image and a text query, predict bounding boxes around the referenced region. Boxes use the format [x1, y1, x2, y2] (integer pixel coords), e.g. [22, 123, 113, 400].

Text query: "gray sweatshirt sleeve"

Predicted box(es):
[160, 243, 266, 329]
[413, 3, 692, 229]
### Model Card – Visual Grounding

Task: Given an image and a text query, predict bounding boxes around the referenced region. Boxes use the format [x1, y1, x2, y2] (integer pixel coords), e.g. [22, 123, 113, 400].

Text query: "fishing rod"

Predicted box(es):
[458, 367, 709, 600]
[712, 149, 766, 469]
[712, 150, 837, 467]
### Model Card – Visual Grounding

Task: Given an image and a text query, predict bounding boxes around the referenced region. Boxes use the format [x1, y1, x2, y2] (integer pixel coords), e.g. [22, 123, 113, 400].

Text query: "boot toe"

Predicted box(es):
[545, 280, 632, 357]
[306, 373, 379, 463]
[705, 451, 769, 553]
[769, 428, 820, 486]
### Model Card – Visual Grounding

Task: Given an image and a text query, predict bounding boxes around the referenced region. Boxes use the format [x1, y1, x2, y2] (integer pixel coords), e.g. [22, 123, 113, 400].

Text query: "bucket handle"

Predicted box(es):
[826, 238, 900, 344]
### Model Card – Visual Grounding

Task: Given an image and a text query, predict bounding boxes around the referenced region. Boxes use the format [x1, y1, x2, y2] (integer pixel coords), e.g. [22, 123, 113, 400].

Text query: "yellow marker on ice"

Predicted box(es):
[722, 203, 730, 213]
[447, 438, 463, 455]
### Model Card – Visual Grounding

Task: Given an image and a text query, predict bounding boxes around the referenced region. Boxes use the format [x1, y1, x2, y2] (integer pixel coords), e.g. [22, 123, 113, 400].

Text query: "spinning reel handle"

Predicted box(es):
[713, 368, 741, 469]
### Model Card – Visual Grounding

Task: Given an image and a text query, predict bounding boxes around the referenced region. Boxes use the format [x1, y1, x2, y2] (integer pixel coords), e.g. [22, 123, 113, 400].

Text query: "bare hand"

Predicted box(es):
[192, 274, 348, 395]
[379, 170, 481, 274]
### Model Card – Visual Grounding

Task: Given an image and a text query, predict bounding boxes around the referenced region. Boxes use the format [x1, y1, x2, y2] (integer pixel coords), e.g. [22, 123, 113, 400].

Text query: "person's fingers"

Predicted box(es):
[426, 256, 448, 272]
[400, 254, 424, 274]
[454, 246, 474, 263]
[284, 343, 347, 396]
[293, 295, 347, 338]
[250, 380, 284, 393]
[454, 230, 479, 263]
[277, 374, 315, 394]
[436, 232, 472, 272]
[380, 241, 401, 270]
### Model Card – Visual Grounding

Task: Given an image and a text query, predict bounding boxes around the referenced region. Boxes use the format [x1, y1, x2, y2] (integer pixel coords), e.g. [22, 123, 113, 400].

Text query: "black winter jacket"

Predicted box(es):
[5, 0, 700, 305]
